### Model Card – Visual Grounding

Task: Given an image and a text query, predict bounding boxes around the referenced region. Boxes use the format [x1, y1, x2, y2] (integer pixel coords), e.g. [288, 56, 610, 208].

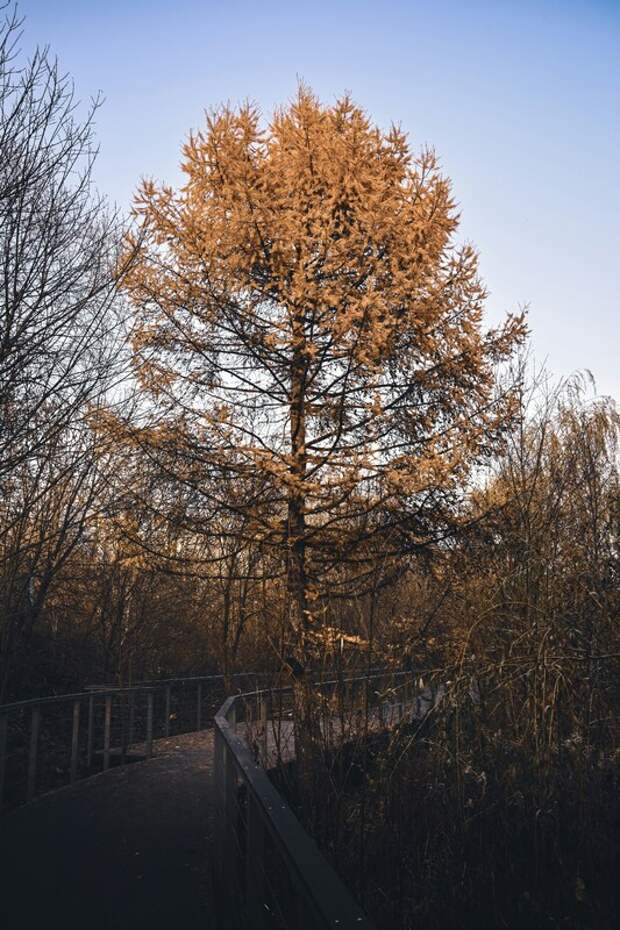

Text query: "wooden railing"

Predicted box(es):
[213, 670, 420, 929]
[0, 667, 436, 927]
[0, 672, 269, 813]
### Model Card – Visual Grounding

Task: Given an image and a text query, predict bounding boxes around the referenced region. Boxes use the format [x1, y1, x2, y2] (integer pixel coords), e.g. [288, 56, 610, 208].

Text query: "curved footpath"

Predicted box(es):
[0, 731, 219, 929]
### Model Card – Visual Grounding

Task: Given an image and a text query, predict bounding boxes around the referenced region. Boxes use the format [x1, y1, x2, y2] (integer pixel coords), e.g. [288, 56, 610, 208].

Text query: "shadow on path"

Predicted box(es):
[0, 732, 218, 929]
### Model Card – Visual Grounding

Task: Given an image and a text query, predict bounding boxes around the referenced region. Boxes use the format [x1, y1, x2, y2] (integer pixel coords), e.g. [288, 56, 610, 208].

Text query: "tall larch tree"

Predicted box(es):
[120, 87, 526, 669]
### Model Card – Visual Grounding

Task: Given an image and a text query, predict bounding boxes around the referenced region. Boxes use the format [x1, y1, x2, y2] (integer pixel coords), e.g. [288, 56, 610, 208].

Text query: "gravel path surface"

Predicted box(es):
[0, 731, 218, 929]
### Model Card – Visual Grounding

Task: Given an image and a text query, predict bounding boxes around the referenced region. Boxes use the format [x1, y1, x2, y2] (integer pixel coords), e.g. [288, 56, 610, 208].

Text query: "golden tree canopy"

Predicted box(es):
[121, 86, 526, 620]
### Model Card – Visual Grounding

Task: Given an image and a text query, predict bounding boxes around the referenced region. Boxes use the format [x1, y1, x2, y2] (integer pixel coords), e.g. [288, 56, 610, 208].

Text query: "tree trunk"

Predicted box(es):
[287, 317, 322, 805]
[287, 316, 308, 646]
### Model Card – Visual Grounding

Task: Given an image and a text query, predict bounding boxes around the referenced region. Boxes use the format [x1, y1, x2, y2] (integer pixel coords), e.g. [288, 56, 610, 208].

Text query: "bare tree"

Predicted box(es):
[0, 4, 125, 481]
[0, 5, 129, 698]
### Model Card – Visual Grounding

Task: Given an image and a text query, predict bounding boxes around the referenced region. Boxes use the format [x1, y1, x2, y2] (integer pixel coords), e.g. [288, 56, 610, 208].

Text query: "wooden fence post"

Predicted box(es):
[164, 685, 171, 737]
[146, 691, 154, 758]
[213, 725, 226, 882]
[260, 696, 268, 766]
[103, 695, 112, 771]
[0, 711, 8, 812]
[70, 700, 81, 784]
[246, 791, 266, 926]
[27, 705, 40, 801]
[120, 693, 128, 767]
[86, 693, 94, 768]
[224, 739, 239, 890]
[128, 694, 135, 747]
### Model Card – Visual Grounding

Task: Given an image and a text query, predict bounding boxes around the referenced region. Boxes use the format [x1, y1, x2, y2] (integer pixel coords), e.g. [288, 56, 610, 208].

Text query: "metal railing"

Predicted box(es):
[213, 669, 419, 929]
[0, 671, 270, 813]
[0, 665, 435, 926]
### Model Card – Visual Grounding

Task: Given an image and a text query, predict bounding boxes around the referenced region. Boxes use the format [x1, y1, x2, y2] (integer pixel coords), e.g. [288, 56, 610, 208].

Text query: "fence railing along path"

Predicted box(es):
[0, 666, 427, 813]
[0, 671, 270, 812]
[213, 669, 430, 929]
[0, 667, 440, 928]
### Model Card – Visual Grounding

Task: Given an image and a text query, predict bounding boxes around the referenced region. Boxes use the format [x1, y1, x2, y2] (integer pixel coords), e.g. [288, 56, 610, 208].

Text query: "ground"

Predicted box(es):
[0, 731, 218, 929]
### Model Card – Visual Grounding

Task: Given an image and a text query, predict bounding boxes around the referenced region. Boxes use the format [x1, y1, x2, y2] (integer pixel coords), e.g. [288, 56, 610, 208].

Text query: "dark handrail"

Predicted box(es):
[0, 671, 273, 713]
[0, 667, 409, 813]
[0, 671, 275, 812]
[212, 670, 414, 929]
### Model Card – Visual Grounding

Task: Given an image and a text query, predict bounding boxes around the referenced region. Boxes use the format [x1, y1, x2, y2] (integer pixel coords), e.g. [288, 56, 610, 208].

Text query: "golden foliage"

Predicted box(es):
[119, 86, 527, 635]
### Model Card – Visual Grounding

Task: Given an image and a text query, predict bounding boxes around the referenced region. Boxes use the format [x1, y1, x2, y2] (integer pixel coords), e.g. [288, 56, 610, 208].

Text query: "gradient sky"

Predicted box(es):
[15, 0, 620, 400]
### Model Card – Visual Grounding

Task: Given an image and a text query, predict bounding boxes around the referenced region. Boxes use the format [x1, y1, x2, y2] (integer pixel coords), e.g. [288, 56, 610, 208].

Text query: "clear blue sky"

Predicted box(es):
[17, 0, 620, 400]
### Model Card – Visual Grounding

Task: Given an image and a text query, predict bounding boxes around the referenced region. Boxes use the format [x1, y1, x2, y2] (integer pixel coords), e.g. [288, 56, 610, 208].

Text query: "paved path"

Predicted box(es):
[0, 690, 431, 929]
[0, 731, 218, 930]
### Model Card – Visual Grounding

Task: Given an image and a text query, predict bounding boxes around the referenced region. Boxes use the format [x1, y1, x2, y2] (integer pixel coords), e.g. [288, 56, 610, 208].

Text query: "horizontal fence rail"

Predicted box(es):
[0, 672, 271, 813]
[213, 669, 430, 929]
[0, 665, 411, 815]
[0, 665, 442, 927]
